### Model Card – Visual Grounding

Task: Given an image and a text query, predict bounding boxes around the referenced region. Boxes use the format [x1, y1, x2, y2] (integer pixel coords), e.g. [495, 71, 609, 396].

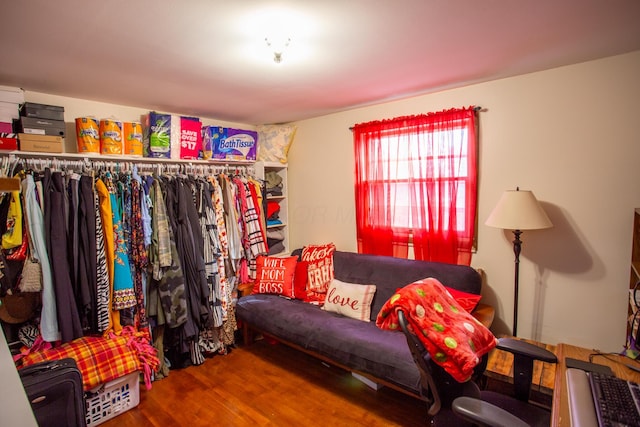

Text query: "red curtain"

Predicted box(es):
[353, 107, 477, 265]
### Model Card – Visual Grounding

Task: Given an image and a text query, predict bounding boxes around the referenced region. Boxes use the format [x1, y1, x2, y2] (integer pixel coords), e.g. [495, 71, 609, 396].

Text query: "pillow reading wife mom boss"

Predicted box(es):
[252, 256, 297, 298]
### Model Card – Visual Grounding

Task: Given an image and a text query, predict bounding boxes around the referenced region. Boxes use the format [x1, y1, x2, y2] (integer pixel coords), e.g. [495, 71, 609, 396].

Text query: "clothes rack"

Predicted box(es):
[0, 153, 255, 178]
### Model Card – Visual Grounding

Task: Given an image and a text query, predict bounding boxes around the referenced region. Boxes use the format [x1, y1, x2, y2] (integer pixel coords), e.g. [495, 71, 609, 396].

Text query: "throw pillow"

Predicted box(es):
[444, 286, 482, 313]
[252, 255, 297, 298]
[256, 124, 297, 164]
[376, 277, 498, 382]
[300, 243, 336, 305]
[322, 279, 376, 322]
[293, 260, 310, 300]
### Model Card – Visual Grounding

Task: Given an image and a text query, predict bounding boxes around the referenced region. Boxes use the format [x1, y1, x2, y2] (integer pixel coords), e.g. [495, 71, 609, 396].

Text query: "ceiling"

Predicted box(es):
[1, 1, 639, 125]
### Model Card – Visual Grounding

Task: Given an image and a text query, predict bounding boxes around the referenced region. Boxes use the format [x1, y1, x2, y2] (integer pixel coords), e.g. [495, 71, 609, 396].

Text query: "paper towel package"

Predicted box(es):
[203, 126, 257, 161]
[147, 112, 171, 158]
[76, 117, 100, 153]
[99, 119, 123, 155]
[124, 121, 144, 157]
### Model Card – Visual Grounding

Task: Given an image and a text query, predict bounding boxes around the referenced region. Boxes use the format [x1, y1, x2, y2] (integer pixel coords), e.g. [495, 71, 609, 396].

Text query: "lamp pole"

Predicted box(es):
[485, 188, 553, 338]
[512, 229, 523, 337]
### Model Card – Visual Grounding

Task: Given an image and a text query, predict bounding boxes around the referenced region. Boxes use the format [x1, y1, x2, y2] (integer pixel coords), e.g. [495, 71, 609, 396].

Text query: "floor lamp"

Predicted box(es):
[485, 188, 552, 336]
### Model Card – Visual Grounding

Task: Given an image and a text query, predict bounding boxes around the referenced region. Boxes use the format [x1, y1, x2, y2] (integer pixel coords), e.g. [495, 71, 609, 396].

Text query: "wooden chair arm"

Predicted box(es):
[472, 303, 495, 328]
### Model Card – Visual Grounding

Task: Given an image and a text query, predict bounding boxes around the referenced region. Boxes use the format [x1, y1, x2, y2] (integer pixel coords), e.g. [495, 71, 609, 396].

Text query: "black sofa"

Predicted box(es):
[236, 249, 489, 398]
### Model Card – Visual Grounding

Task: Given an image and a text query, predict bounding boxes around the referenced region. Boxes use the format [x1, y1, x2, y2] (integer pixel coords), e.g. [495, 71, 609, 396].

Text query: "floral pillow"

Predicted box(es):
[252, 255, 298, 298]
[257, 124, 297, 164]
[300, 243, 336, 305]
[322, 279, 376, 322]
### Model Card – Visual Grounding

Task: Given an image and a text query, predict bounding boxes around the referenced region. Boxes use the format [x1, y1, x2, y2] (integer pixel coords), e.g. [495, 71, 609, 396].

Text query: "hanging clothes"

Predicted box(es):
[93, 189, 110, 334]
[95, 177, 121, 335]
[210, 176, 231, 320]
[147, 178, 187, 329]
[106, 174, 136, 311]
[196, 178, 224, 355]
[43, 169, 83, 343]
[22, 174, 60, 343]
[2, 155, 267, 372]
[75, 174, 98, 334]
[128, 174, 148, 329]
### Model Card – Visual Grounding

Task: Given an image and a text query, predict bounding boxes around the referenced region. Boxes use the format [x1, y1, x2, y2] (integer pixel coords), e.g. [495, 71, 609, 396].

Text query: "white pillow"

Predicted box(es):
[322, 279, 376, 322]
[257, 124, 297, 164]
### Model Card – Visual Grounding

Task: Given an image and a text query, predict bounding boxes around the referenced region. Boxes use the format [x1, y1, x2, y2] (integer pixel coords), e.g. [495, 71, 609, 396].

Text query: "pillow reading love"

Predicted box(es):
[322, 279, 376, 322]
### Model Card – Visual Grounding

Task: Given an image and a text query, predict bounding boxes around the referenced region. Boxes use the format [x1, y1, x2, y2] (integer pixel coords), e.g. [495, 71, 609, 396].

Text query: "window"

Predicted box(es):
[353, 107, 478, 265]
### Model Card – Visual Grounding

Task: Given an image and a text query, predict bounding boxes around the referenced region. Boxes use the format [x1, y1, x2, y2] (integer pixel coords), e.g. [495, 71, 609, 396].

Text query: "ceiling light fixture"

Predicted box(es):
[265, 36, 291, 64]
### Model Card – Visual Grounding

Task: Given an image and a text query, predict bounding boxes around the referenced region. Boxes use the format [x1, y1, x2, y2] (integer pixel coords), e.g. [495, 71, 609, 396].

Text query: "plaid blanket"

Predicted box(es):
[19, 327, 158, 391]
[376, 277, 497, 382]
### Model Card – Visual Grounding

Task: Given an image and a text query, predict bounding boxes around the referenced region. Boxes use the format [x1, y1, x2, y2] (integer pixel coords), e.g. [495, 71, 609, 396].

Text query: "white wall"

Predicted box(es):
[287, 50, 640, 351]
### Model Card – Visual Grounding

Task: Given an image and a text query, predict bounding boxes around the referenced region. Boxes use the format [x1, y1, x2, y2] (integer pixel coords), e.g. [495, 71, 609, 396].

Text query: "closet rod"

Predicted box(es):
[0, 150, 255, 166]
[0, 153, 255, 177]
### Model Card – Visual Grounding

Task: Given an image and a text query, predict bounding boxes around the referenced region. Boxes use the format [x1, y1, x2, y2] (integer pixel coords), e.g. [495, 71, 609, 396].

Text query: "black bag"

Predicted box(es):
[19, 358, 86, 427]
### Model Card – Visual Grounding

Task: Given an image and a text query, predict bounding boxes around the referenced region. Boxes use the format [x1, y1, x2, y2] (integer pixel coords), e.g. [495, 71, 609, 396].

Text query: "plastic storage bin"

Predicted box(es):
[85, 372, 140, 426]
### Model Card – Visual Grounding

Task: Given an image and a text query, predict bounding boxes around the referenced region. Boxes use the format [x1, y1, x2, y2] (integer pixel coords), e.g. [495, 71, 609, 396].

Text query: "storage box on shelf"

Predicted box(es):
[18, 133, 64, 153]
[257, 161, 289, 256]
[628, 208, 640, 352]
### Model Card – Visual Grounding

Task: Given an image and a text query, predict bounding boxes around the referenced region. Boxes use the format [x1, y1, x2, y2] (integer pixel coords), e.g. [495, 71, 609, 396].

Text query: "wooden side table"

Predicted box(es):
[483, 336, 557, 406]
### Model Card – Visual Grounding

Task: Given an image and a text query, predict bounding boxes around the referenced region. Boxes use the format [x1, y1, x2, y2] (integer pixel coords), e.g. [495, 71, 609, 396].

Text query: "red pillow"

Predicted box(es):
[294, 260, 309, 300]
[444, 286, 482, 312]
[300, 243, 336, 305]
[252, 256, 297, 298]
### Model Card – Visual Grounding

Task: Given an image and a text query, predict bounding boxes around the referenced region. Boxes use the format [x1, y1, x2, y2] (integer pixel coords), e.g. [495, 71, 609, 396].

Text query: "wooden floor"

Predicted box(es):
[102, 339, 427, 427]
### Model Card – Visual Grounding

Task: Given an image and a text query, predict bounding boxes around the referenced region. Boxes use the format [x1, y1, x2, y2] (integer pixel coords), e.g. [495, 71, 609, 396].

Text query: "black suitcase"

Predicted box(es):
[18, 358, 87, 427]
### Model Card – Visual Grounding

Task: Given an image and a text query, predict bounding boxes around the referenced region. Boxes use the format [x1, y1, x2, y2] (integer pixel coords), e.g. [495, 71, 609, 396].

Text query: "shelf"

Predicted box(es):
[267, 222, 287, 229]
[258, 161, 288, 255]
[0, 150, 255, 165]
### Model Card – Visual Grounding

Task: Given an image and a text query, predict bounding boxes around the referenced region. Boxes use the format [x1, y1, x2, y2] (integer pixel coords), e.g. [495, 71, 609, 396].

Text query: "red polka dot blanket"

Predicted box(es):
[376, 278, 498, 382]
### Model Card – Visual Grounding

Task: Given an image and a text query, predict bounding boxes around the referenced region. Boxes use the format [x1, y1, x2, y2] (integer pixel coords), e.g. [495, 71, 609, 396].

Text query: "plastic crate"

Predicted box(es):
[85, 372, 140, 426]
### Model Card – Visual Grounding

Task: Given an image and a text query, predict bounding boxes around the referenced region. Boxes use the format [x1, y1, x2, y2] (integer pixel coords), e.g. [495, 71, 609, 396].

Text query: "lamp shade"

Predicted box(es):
[485, 189, 553, 230]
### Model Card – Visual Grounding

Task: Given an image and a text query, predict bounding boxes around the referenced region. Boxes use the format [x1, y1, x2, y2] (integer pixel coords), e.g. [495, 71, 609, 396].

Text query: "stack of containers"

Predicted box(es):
[18, 102, 65, 153]
[0, 86, 23, 150]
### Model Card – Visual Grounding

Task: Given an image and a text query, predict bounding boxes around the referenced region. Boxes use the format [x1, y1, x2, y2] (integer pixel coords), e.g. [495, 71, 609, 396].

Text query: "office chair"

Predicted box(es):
[397, 309, 557, 427]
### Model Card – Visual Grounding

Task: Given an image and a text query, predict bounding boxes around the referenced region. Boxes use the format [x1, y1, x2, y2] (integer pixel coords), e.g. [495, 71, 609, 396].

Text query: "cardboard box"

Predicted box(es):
[0, 121, 12, 134]
[18, 133, 64, 153]
[19, 116, 66, 137]
[0, 86, 24, 104]
[203, 126, 257, 161]
[0, 136, 18, 150]
[20, 102, 65, 121]
[0, 102, 20, 122]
